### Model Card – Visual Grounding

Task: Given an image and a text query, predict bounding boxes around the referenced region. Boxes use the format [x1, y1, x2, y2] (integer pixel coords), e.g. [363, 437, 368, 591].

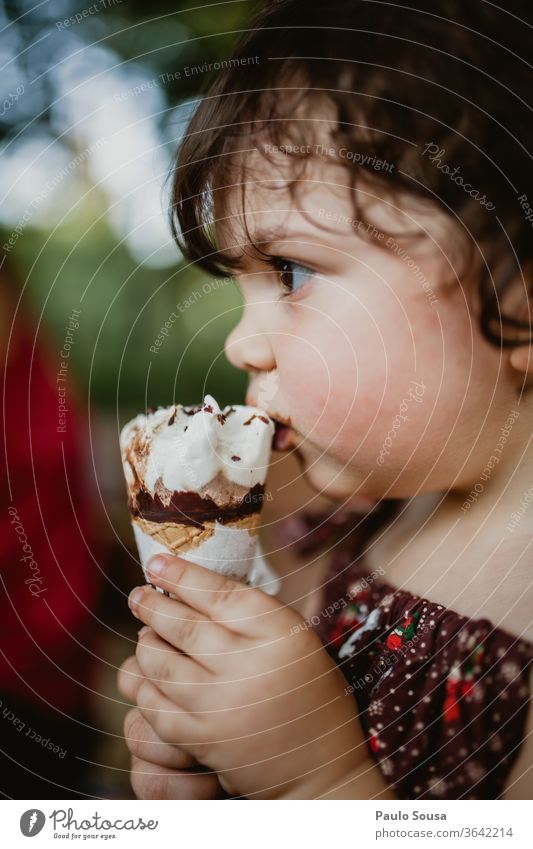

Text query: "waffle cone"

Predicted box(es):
[133, 512, 260, 556]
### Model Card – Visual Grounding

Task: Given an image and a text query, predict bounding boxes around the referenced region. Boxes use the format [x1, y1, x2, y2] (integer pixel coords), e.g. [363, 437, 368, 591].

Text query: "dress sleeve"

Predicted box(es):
[360, 595, 533, 799]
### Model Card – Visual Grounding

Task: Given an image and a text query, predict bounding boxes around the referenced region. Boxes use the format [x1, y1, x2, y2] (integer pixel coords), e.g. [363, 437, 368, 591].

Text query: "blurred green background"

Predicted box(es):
[1, 0, 262, 416]
[0, 0, 271, 798]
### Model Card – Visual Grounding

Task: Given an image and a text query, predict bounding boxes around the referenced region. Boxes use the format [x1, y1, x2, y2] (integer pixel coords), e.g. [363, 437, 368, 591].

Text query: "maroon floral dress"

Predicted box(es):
[280, 504, 533, 799]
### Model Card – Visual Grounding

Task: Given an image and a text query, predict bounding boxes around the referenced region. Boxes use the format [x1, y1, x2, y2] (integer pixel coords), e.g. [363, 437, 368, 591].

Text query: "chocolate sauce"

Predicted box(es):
[243, 413, 270, 426]
[132, 483, 265, 527]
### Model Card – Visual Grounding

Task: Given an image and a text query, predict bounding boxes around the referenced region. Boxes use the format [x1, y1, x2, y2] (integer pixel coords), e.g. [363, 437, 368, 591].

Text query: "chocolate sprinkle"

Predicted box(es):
[243, 413, 269, 426]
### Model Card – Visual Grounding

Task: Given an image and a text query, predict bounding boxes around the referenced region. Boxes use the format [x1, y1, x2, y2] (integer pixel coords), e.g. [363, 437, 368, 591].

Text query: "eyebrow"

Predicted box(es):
[225, 226, 322, 262]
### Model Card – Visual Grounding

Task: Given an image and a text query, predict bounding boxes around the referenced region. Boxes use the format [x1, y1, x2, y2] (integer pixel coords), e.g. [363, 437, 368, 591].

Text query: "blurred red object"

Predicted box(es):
[0, 274, 102, 718]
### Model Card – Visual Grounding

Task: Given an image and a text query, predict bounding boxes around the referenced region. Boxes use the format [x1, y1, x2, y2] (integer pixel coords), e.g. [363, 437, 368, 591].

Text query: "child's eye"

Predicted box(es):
[271, 257, 314, 294]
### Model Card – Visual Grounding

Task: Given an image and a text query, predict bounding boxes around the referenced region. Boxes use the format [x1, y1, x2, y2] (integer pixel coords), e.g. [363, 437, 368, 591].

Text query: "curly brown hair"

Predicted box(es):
[170, 0, 533, 347]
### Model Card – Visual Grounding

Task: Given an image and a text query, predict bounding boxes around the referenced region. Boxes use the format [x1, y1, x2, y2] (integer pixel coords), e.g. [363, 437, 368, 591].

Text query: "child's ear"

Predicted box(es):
[501, 259, 533, 384]
[509, 343, 533, 392]
[509, 344, 533, 375]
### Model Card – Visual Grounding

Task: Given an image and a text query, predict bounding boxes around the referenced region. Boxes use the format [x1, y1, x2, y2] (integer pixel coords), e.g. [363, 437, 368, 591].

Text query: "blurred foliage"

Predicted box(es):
[3, 217, 246, 413]
[0, 0, 260, 140]
[1, 0, 261, 414]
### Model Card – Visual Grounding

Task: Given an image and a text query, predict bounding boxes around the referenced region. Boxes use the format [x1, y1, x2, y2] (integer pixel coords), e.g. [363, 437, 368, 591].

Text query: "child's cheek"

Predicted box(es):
[277, 322, 385, 447]
[277, 281, 440, 457]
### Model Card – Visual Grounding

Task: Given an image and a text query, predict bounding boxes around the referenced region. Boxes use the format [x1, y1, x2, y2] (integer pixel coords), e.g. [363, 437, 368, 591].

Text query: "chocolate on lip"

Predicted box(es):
[271, 418, 299, 452]
[245, 396, 289, 425]
[244, 398, 294, 452]
[268, 410, 292, 428]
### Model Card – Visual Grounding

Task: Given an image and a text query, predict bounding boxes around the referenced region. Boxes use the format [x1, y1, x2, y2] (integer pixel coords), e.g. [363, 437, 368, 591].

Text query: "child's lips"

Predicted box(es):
[245, 396, 297, 452]
[272, 420, 295, 451]
[271, 418, 299, 452]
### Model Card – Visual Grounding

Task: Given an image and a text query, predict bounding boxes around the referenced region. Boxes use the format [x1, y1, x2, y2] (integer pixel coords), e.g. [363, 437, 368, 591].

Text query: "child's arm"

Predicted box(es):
[125, 553, 388, 800]
[283, 761, 395, 799]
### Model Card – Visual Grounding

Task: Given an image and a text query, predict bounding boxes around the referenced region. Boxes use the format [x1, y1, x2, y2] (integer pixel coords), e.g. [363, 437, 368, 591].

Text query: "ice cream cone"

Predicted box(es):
[131, 512, 261, 583]
[120, 396, 277, 590]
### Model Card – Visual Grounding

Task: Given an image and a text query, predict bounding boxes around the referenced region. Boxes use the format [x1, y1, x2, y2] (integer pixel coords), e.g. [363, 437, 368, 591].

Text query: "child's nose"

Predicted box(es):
[225, 313, 275, 374]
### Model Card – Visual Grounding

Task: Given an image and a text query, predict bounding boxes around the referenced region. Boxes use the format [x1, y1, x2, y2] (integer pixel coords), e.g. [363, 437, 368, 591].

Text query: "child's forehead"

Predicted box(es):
[212, 146, 452, 254]
[213, 145, 353, 246]
[210, 96, 361, 242]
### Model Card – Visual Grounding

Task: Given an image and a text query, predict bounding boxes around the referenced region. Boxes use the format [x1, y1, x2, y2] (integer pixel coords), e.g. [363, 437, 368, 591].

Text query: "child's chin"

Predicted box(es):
[346, 493, 382, 511]
[296, 452, 364, 502]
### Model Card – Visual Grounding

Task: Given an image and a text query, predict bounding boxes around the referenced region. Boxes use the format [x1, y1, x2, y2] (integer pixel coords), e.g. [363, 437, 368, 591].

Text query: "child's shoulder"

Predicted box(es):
[362, 494, 533, 644]
[315, 550, 532, 799]
[288, 503, 532, 798]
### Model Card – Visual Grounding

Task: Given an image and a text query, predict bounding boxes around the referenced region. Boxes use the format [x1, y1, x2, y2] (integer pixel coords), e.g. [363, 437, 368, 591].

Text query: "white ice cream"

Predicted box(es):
[120, 395, 274, 494]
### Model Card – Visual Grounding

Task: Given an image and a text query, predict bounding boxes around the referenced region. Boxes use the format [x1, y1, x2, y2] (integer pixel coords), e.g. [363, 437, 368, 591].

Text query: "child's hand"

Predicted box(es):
[127, 554, 368, 799]
[118, 652, 221, 799]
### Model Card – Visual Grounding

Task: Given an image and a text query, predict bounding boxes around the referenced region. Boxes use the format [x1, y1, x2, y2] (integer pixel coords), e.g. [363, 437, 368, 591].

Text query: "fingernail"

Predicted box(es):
[138, 625, 150, 638]
[128, 588, 144, 610]
[148, 555, 166, 576]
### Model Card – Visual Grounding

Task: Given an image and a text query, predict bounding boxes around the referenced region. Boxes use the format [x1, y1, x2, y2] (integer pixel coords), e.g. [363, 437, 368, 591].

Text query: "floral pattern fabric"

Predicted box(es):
[288, 509, 533, 799]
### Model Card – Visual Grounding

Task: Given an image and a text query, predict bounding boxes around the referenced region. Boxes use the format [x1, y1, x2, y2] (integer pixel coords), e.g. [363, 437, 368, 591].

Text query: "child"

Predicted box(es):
[118, 0, 532, 799]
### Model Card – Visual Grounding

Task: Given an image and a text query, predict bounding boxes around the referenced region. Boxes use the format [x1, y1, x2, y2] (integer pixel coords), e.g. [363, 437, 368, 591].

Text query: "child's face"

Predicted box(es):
[218, 149, 514, 502]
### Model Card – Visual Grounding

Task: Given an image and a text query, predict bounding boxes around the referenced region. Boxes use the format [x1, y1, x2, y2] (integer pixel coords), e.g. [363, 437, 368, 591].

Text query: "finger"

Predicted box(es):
[136, 676, 203, 753]
[142, 554, 278, 633]
[130, 755, 220, 800]
[117, 655, 145, 703]
[136, 628, 210, 706]
[124, 708, 197, 769]
[128, 588, 233, 668]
